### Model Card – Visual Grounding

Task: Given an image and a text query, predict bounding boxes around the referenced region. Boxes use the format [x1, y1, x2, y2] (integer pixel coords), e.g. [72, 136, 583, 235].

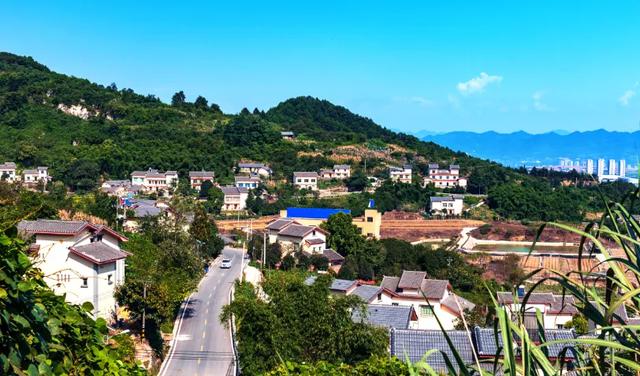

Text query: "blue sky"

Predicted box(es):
[1, 1, 639, 134]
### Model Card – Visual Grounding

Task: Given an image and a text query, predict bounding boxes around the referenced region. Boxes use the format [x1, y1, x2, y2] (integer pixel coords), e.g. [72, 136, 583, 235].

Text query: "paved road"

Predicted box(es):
[159, 247, 244, 376]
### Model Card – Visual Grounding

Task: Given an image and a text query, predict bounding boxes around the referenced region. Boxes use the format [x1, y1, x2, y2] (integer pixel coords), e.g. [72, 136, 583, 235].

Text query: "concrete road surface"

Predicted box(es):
[158, 247, 244, 376]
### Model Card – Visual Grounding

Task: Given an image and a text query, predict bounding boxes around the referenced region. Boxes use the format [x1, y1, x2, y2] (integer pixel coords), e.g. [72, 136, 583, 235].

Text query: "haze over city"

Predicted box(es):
[2, 1, 639, 134]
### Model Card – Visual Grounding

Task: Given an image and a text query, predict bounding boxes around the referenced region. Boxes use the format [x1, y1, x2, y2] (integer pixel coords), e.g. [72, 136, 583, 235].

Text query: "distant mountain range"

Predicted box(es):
[421, 130, 640, 167]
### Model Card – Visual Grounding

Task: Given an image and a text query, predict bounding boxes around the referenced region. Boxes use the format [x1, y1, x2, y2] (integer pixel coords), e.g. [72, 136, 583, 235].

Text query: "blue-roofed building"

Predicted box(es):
[280, 206, 381, 239]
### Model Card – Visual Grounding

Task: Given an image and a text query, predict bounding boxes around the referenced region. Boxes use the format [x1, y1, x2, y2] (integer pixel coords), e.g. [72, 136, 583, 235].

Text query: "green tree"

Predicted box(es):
[194, 95, 208, 110]
[189, 206, 224, 260]
[205, 186, 224, 215]
[321, 213, 362, 256]
[171, 91, 186, 107]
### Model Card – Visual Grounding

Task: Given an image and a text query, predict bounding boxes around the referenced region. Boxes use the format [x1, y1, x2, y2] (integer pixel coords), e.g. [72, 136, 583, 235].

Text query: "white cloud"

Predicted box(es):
[457, 72, 503, 95]
[532, 90, 552, 111]
[619, 89, 636, 106]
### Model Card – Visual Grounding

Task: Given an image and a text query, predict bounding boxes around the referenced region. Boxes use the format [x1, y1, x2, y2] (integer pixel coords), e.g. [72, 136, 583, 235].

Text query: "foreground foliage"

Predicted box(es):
[220, 272, 389, 375]
[0, 232, 145, 375]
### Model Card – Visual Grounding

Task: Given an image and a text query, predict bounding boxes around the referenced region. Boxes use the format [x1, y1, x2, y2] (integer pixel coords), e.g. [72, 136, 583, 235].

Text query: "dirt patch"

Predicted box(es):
[471, 221, 584, 243]
[381, 211, 484, 242]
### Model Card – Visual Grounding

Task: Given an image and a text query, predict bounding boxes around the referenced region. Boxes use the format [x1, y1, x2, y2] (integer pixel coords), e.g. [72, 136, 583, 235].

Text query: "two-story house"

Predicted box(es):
[293, 172, 319, 191]
[373, 270, 475, 330]
[497, 290, 579, 330]
[189, 171, 215, 190]
[0, 161, 17, 182]
[17, 219, 128, 320]
[130, 168, 179, 195]
[320, 165, 351, 179]
[265, 218, 327, 254]
[234, 175, 261, 190]
[221, 186, 249, 212]
[389, 165, 412, 184]
[237, 162, 272, 177]
[423, 164, 468, 189]
[429, 195, 464, 216]
[23, 166, 51, 187]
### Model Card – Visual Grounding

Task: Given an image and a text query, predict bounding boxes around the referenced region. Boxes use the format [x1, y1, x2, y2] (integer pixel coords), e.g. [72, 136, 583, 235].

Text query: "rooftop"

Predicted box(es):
[285, 207, 351, 219]
[293, 171, 319, 178]
[278, 224, 320, 238]
[352, 304, 415, 329]
[390, 329, 474, 371]
[350, 285, 382, 302]
[189, 171, 215, 178]
[70, 242, 128, 265]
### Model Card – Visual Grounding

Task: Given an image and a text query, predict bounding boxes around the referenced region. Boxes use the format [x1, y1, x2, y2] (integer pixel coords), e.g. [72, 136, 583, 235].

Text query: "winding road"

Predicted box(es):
[158, 247, 244, 376]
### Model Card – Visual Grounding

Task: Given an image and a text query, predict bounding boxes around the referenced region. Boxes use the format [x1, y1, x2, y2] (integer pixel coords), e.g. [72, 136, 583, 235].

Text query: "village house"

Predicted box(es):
[293, 171, 319, 190]
[353, 304, 419, 330]
[280, 131, 295, 140]
[22, 166, 51, 187]
[234, 175, 261, 190]
[189, 170, 215, 190]
[237, 162, 272, 177]
[374, 270, 475, 330]
[497, 289, 580, 330]
[122, 199, 167, 232]
[429, 195, 464, 216]
[17, 219, 128, 320]
[221, 186, 249, 212]
[130, 168, 179, 195]
[265, 218, 327, 254]
[101, 180, 142, 197]
[423, 163, 468, 189]
[320, 164, 351, 179]
[0, 161, 17, 182]
[389, 165, 412, 184]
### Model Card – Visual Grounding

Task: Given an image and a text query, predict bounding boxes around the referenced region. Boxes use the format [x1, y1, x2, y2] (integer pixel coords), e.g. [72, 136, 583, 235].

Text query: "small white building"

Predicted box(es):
[238, 162, 272, 177]
[293, 172, 319, 191]
[17, 219, 128, 320]
[497, 291, 578, 330]
[265, 218, 327, 254]
[389, 165, 412, 184]
[234, 175, 261, 190]
[429, 195, 464, 216]
[423, 164, 467, 189]
[221, 186, 249, 212]
[372, 270, 474, 330]
[130, 168, 179, 195]
[0, 161, 17, 182]
[189, 171, 215, 190]
[23, 166, 51, 187]
[281, 131, 295, 140]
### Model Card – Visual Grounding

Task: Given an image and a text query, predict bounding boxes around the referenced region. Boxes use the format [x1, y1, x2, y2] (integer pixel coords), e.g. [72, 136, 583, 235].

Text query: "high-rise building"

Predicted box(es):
[586, 159, 594, 175]
[619, 159, 626, 177]
[609, 159, 617, 175]
[597, 158, 605, 176]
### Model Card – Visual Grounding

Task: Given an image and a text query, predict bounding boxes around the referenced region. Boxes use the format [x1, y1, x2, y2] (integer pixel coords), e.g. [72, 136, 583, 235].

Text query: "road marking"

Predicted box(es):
[204, 319, 207, 326]
[200, 344, 204, 351]
[202, 332, 206, 339]
[157, 291, 196, 376]
[206, 308, 209, 314]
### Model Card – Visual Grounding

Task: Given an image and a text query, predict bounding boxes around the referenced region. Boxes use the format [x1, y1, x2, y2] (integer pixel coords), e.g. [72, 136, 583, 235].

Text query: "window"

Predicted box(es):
[108, 274, 113, 285]
[392, 302, 399, 306]
[419, 305, 434, 317]
[557, 324, 564, 329]
[377, 293, 382, 301]
[81, 278, 88, 288]
[367, 217, 373, 222]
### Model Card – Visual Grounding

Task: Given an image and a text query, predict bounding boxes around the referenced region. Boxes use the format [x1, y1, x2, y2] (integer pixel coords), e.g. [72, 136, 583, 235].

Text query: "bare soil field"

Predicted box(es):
[470, 221, 586, 243]
[381, 211, 484, 242]
[216, 215, 278, 231]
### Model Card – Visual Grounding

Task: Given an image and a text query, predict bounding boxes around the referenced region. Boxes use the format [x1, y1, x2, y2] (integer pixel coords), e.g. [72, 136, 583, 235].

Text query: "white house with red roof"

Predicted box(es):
[18, 219, 128, 320]
[373, 270, 475, 330]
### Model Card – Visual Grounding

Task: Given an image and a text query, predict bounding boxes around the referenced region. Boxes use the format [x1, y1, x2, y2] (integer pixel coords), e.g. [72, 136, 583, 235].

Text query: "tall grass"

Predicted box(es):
[419, 192, 640, 375]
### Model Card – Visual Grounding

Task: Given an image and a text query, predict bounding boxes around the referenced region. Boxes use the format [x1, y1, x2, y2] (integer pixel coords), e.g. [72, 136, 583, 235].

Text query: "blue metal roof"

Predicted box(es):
[286, 207, 351, 219]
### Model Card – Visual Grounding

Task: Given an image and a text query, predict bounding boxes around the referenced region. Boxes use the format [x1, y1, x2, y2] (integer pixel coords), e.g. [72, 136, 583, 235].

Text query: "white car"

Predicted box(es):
[220, 258, 232, 269]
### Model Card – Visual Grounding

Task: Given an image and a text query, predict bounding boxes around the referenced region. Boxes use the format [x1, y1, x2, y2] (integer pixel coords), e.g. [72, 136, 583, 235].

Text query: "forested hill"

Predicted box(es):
[0, 52, 515, 192]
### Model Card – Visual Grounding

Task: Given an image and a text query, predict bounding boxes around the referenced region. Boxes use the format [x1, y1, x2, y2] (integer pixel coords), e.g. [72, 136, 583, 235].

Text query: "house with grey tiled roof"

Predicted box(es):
[189, 170, 215, 190]
[497, 290, 580, 330]
[320, 164, 351, 180]
[424, 163, 467, 189]
[429, 195, 464, 216]
[352, 304, 418, 329]
[275, 223, 327, 254]
[234, 175, 261, 190]
[293, 172, 319, 191]
[130, 168, 179, 196]
[221, 186, 249, 212]
[237, 162, 272, 177]
[389, 165, 412, 184]
[17, 219, 128, 320]
[375, 270, 475, 330]
[0, 161, 17, 182]
[22, 166, 51, 188]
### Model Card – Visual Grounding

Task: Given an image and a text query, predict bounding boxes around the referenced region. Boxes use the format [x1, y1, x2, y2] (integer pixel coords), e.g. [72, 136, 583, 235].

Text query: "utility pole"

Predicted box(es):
[141, 283, 147, 340]
[262, 231, 266, 270]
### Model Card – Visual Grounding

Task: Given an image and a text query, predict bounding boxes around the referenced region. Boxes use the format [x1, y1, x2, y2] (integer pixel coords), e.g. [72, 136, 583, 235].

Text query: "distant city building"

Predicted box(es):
[608, 159, 617, 175]
[586, 159, 594, 175]
[619, 159, 626, 177]
[597, 158, 605, 177]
